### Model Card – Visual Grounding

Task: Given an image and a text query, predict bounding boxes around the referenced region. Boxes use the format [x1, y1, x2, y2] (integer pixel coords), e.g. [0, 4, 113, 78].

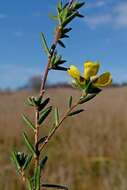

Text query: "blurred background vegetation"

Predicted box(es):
[0, 78, 127, 190]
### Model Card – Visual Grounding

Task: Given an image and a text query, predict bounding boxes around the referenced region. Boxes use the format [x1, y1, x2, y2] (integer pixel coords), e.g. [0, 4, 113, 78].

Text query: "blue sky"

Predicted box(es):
[0, 0, 127, 89]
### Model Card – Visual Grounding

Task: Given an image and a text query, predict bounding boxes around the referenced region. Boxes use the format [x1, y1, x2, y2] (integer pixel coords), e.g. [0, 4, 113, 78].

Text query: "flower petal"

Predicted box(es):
[84, 61, 100, 80]
[67, 65, 81, 80]
[93, 72, 112, 87]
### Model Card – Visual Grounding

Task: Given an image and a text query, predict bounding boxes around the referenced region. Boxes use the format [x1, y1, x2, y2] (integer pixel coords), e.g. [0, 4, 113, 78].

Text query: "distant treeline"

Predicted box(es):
[19, 75, 127, 91]
[0, 76, 127, 92]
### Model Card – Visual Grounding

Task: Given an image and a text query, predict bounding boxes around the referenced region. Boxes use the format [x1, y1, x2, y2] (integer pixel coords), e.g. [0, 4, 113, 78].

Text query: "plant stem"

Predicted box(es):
[20, 169, 26, 184]
[34, 26, 62, 169]
[39, 101, 79, 152]
[40, 26, 62, 97]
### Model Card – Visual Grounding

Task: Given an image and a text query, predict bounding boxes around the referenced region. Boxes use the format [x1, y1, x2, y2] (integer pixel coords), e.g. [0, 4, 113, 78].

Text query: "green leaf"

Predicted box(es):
[40, 156, 48, 171]
[88, 87, 102, 94]
[38, 106, 52, 125]
[61, 34, 69, 39]
[34, 96, 42, 106]
[59, 60, 67, 64]
[23, 133, 36, 155]
[48, 13, 58, 21]
[35, 136, 47, 152]
[57, 0, 62, 11]
[68, 96, 72, 108]
[86, 83, 102, 94]
[62, 27, 72, 34]
[11, 151, 20, 171]
[57, 1, 63, 24]
[42, 184, 68, 190]
[22, 114, 35, 131]
[74, 2, 85, 10]
[78, 94, 97, 104]
[76, 12, 84, 18]
[62, 7, 68, 22]
[84, 81, 101, 94]
[40, 32, 50, 56]
[63, 2, 69, 10]
[62, 12, 77, 27]
[27, 179, 33, 190]
[23, 155, 32, 170]
[68, 109, 84, 116]
[26, 97, 34, 106]
[38, 98, 50, 111]
[58, 40, 66, 48]
[52, 66, 68, 71]
[51, 53, 57, 66]
[34, 166, 41, 190]
[54, 107, 59, 126]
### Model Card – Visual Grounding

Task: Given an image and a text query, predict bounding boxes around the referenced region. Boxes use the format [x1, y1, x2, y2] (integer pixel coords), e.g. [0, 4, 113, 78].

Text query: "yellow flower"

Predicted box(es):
[67, 61, 112, 89]
[67, 65, 80, 80]
[84, 61, 100, 80]
[93, 72, 112, 87]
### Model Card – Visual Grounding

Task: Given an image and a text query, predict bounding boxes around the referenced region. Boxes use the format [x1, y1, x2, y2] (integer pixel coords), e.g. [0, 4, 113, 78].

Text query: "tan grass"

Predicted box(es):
[0, 87, 127, 190]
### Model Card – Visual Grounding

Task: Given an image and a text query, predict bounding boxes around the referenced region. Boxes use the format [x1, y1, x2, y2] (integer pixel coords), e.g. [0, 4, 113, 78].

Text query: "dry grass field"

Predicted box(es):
[0, 87, 127, 190]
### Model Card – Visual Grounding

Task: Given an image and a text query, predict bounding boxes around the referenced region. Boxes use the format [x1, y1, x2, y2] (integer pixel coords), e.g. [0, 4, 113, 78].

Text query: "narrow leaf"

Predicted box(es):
[40, 32, 50, 56]
[61, 34, 69, 39]
[62, 12, 77, 27]
[86, 86, 102, 94]
[42, 184, 68, 190]
[68, 96, 72, 108]
[54, 107, 59, 126]
[11, 151, 20, 171]
[36, 136, 47, 151]
[62, 27, 72, 34]
[59, 60, 67, 64]
[85, 82, 102, 94]
[51, 54, 57, 66]
[68, 109, 84, 116]
[48, 13, 58, 21]
[26, 97, 34, 106]
[57, 0, 62, 11]
[78, 94, 97, 104]
[34, 166, 41, 190]
[74, 2, 85, 10]
[52, 66, 68, 71]
[40, 156, 48, 171]
[58, 40, 66, 48]
[38, 98, 50, 111]
[22, 114, 35, 131]
[23, 133, 36, 155]
[57, 1, 63, 24]
[34, 96, 42, 106]
[76, 12, 84, 18]
[27, 179, 33, 190]
[62, 7, 68, 22]
[38, 106, 52, 125]
[63, 2, 69, 9]
[23, 155, 32, 170]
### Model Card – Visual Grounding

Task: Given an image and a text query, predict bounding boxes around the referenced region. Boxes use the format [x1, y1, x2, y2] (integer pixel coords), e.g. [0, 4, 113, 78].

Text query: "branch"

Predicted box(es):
[39, 101, 79, 152]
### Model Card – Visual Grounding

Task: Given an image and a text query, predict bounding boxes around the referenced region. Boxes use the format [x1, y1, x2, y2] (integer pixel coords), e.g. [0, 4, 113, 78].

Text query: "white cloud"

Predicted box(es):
[114, 2, 127, 28]
[86, 14, 112, 28]
[85, 1, 127, 29]
[87, 0, 108, 9]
